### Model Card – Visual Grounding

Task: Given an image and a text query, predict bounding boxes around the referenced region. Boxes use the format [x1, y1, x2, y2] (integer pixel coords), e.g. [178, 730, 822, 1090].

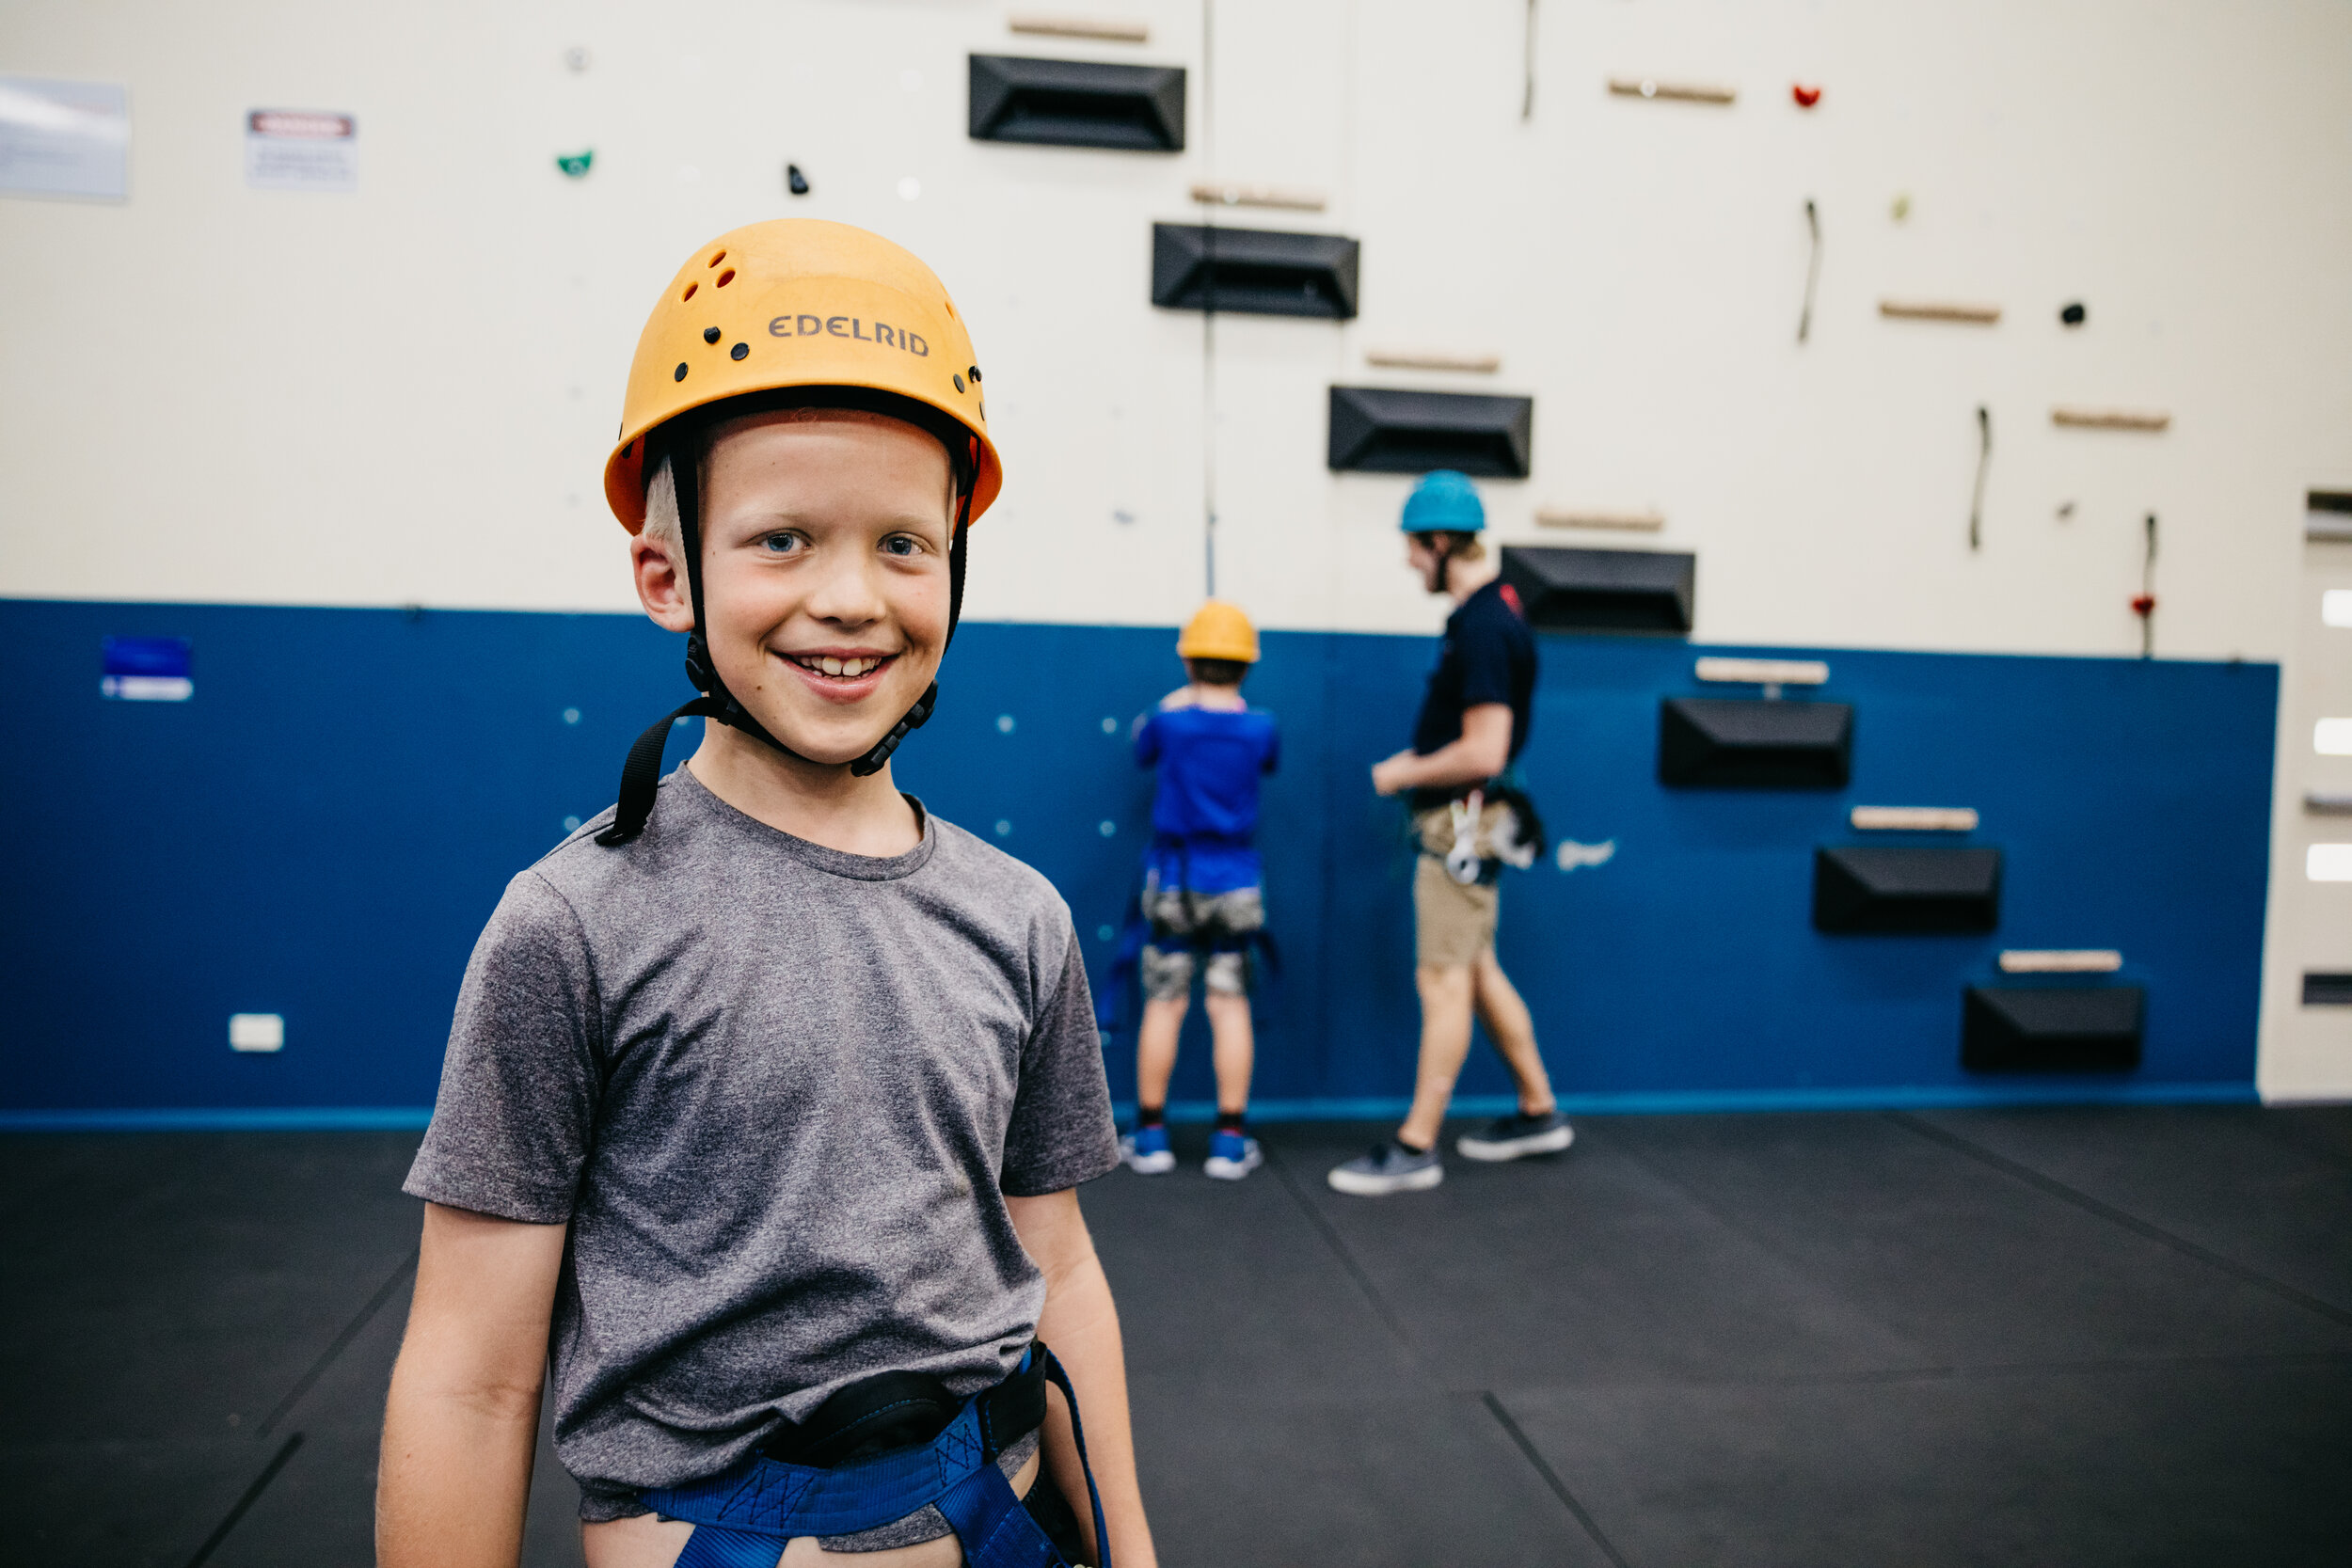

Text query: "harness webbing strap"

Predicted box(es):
[648, 1346, 1110, 1568]
[596, 697, 726, 847]
[672, 1524, 792, 1568]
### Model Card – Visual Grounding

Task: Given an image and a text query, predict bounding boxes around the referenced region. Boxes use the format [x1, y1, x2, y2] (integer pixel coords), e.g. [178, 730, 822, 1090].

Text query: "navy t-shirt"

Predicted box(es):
[1408, 578, 1535, 806]
[1134, 704, 1280, 894]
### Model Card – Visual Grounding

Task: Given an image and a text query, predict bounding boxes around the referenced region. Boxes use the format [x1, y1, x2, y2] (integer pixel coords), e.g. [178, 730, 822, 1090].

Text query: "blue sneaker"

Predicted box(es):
[1120, 1124, 1175, 1175]
[1203, 1129, 1263, 1180]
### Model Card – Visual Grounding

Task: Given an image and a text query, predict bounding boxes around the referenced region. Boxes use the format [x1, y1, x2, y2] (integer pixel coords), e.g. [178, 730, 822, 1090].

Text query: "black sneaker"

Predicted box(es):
[1327, 1139, 1443, 1196]
[1456, 1109, 1574, 1163]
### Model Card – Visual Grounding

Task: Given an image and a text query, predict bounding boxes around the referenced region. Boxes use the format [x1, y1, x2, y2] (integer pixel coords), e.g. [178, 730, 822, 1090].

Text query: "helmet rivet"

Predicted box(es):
[674, 362, 688, 382]
[703, 326, 721, 344]
[730, 342, 749, 360]
[953, 374, 965, 392]
[969, 365, 981, 384]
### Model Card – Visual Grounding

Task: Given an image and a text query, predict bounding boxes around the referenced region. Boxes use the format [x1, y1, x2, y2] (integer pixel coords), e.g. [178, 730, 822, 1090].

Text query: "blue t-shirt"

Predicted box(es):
[1134, 704, 1280, 895]
[1408, 578, 1536, 809]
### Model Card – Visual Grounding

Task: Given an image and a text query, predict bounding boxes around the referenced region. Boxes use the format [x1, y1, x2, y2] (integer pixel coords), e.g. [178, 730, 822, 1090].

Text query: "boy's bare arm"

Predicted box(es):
[378, 1201, 568, 1568]
[1008, 1189, 1158, 1568]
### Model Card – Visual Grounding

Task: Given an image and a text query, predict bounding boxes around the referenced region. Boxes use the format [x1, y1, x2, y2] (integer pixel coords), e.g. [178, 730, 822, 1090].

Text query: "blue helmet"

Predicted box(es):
[1400, 469, 1485, 534]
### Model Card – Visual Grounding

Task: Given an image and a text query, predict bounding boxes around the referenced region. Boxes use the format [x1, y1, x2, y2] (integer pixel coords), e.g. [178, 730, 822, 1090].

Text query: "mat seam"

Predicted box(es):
[259, 1246, 419, 1436]
[183, 1432, 302, 1568]
[1261, 1142, 1429, 1376]
[1883, 1112, 2352, 1329]
[1480, 1392, 1634, 1568]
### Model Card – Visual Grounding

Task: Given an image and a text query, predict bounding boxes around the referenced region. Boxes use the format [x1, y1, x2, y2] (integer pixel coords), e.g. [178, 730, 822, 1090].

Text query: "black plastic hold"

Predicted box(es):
[968, 55, 1185, 151]
[1327, 386, 1532, 477]
[1813, 847, 2002, 933]
[2059, 300, 2087, 326]
[1963, 985, 2143, 1071]
[787, 163, 811, 196]
[1502, 546, 1693, 634]
[1152, 224, 1359, 319]
[1659, 697, 1850, 785]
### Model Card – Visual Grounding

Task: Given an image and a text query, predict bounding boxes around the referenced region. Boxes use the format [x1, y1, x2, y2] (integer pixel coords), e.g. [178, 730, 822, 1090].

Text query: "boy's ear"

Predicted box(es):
[631, 535, 697, 633]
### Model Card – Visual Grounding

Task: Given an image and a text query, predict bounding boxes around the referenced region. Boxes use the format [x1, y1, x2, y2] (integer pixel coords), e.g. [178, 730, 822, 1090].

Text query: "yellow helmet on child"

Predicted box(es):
[603, 218, 1004, 531]
[1178, 601, 1260, 664]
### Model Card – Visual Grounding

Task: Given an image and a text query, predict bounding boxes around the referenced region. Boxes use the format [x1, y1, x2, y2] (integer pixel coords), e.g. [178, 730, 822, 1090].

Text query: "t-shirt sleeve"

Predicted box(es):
[1456, 607, 1518, 711]
[1000, 926, 1119, 1196]
[1132, 712, 1162, 767]
[403, 871, 603, 1224]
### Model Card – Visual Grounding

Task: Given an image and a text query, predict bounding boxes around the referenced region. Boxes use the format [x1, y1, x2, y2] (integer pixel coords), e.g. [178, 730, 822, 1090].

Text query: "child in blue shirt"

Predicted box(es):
[1121, 602, 1279, 1180]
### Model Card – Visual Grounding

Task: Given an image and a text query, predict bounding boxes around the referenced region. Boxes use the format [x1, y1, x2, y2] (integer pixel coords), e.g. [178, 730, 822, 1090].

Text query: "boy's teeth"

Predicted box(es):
[821, 657, 844, 675]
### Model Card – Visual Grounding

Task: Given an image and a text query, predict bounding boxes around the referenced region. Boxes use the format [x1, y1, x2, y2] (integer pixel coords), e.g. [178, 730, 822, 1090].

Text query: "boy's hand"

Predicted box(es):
[1157, 686, 1196, 711]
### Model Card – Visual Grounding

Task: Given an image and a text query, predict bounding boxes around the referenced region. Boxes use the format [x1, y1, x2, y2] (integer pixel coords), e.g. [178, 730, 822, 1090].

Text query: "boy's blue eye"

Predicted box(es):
[761, 533, 800, 554]
[882, 535, 919, 557]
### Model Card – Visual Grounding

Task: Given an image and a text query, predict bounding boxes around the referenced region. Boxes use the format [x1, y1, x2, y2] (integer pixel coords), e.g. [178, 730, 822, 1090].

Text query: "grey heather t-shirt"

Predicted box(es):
[403, 766, 1119, 1521]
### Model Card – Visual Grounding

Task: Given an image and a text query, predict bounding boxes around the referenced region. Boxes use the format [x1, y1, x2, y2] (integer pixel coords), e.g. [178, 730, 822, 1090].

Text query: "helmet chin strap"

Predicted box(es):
[1422, 534, 1454, 597]
[596, 425, 973, 847]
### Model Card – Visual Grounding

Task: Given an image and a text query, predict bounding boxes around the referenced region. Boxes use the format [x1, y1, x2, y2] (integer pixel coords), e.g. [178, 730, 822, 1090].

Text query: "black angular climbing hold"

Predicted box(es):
[787, 163, 810, 196]
[969, 55, 1185, 151]
[1963, 985, 2142, 1071]
[1152, 225, 1361, 320]
[2060, 301, 2086, 326]
[1659, 697, 1850, 785]
[1813, 847, 2002, 933]
[1328, 386, 1531, 476]
[674, 363, 688, 381]
[704, 326, 722, 343]
[1502, 546, 1693, 634]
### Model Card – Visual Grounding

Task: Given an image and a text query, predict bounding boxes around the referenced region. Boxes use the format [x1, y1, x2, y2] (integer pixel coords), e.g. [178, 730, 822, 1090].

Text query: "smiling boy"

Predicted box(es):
[377, 222, 1152, 1568]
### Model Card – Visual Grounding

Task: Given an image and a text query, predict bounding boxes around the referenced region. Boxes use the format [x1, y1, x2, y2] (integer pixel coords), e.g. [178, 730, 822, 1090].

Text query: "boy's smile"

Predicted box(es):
[642, 405, 958, 768]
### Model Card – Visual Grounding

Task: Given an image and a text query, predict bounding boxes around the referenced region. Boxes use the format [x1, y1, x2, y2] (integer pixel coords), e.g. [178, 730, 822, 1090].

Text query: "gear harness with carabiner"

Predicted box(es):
[646, 1343, 1112, 1568]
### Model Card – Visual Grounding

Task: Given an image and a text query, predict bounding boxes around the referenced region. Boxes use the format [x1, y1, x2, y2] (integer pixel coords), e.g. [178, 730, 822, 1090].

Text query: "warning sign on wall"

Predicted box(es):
[245, 109, 356, 193]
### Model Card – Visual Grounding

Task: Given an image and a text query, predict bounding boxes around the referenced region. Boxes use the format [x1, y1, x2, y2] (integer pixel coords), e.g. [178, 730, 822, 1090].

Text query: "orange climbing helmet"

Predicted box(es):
[603, 218, 1004, 531]
[1178, 600, 1261, 664]
[593, 220, 1006, 843]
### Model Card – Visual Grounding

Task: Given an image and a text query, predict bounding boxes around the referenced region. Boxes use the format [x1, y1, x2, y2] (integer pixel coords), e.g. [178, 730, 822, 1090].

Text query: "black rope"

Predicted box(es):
[1968, 404, 1991, 551]
[1798, 198, 1821, 344]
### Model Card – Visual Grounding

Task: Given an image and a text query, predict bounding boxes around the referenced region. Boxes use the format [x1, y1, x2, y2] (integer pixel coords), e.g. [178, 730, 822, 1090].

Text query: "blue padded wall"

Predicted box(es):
[0, 599, 2276, 1122]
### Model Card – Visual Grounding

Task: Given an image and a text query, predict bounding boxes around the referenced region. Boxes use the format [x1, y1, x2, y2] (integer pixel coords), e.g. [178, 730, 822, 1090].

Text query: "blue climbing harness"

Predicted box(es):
[644, 1345, 1110, 1568]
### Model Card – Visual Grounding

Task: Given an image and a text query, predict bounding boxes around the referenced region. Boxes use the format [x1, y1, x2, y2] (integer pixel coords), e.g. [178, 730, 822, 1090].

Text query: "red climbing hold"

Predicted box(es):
[1792, 84, 1823, 108]
[2131, 594, 2156, 617]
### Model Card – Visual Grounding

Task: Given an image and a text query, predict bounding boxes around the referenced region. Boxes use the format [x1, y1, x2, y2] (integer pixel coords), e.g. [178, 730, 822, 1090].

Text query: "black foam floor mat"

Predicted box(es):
[8, 1107, 2349, 1566]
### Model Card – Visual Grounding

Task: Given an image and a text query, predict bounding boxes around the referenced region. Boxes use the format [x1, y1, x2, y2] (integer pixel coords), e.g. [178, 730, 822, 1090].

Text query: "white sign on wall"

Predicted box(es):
[0, 76, 128, 200]
[245, 109, 356, 192]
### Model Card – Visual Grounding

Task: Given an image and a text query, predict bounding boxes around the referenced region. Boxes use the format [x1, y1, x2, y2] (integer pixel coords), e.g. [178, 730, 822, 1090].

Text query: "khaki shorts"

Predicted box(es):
[1410, 801, 1518, 969]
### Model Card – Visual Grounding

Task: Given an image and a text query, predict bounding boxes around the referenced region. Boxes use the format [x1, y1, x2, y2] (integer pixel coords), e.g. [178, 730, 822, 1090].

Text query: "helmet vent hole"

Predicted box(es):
[707, 249, 727, 268]
[680, 281, 698, 302]
[715, 268, 736, 288]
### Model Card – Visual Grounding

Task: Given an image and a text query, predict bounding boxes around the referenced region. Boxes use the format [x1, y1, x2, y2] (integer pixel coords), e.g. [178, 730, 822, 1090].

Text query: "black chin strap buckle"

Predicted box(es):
[849, 681, 936, 777]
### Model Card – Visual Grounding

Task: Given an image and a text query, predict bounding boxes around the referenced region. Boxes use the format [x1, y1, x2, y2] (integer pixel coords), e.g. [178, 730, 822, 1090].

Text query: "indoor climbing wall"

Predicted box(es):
[2, 0, 2347, 1116]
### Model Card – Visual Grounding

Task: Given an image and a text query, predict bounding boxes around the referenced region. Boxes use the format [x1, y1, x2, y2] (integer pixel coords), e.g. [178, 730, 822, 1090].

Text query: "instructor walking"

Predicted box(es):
[1328, 471, 1573, 1196]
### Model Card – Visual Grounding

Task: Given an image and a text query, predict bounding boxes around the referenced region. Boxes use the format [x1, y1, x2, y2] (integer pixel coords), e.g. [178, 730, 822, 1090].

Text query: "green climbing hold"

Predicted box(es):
[556, 150, 594, 179]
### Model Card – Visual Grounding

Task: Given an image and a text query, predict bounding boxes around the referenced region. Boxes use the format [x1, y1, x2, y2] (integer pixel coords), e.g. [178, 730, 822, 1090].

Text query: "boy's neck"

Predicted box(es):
[1445, 552, 1501, 604]
[685, 722, 923, 856]
[1188, 682, 1247, 710]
